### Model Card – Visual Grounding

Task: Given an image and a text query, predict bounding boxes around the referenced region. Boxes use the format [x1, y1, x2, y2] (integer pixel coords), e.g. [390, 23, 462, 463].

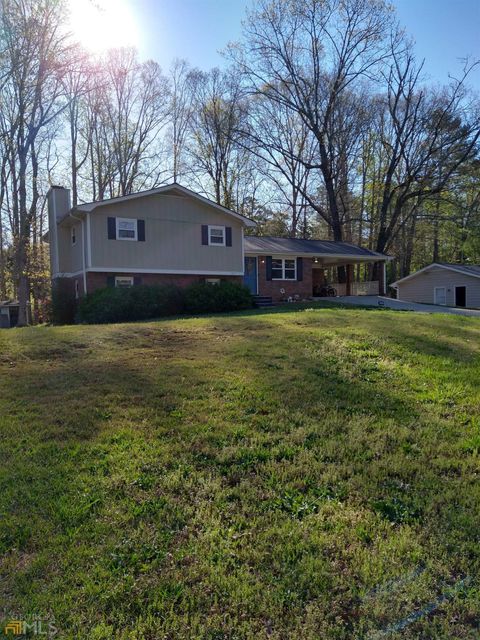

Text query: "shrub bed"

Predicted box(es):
[184, 281, 252, 314]
[51, 280, 77, 325]
[76, 281, 252, 324]
[77, 285, 185, 324]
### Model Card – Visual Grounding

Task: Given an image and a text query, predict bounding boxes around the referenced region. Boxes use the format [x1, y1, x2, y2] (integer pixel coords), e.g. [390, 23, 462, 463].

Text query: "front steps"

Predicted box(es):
[252, 295, 274, 308]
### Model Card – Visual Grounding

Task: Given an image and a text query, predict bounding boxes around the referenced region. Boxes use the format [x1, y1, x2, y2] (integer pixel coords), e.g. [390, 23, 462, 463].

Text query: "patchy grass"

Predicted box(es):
[0, 307, 479, 639]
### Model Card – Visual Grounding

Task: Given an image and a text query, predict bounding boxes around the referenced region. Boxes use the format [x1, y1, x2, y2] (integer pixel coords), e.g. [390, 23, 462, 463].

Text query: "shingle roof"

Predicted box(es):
[244, 235, 388, 258]
[70, 183, 256, 227]
[392, 262, 480, 286]
[437, 263, 480, 277]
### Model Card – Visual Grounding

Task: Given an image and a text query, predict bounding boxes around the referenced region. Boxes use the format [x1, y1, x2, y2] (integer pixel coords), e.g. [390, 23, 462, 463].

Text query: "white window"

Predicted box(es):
[208, 225, 225, 246]
[272, 258, 296, 280]
[116, 218, 137, 241]
[71, 226, 76, 245]
[205, 278, 221, 285]
[115, 276, 134, 288]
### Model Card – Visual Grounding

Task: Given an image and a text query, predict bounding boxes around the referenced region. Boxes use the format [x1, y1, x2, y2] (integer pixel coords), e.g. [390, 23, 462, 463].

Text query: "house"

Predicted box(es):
[392, 263, 480, 308]
[46, 183, 390, 302]
[46, 184, 255, 298]
[244, 236, 390, 300]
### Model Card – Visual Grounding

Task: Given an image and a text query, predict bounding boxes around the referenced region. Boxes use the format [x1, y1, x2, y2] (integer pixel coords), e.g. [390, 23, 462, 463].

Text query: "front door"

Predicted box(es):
[243, 257, 258, 294]
[434, 287, 447, 306]
[455, 286, 466, 307]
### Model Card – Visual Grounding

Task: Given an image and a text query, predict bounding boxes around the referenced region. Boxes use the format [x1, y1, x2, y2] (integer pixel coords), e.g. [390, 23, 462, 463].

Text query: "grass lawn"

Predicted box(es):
[0, 305, 479, 639]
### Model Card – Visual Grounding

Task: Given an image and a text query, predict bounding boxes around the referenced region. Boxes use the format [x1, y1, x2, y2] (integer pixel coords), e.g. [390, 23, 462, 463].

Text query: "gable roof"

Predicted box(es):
[244, 236, 390, 260]
[392, 262, 480, 286]
[68, 183, 256, 227]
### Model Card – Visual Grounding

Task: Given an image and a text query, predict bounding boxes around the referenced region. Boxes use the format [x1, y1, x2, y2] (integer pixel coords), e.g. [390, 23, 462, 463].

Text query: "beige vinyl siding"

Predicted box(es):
[57, 220, 84, 274]
[89, 194, 243, 273]
[397, 267, 480, 308]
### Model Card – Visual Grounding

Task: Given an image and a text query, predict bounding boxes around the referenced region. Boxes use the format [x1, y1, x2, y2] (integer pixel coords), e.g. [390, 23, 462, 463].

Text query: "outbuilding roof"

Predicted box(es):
[437, 262, 480, 277]
[392, 262, 480, 286]
[244, 235, 389, 259]
[0, 300, 20, 307]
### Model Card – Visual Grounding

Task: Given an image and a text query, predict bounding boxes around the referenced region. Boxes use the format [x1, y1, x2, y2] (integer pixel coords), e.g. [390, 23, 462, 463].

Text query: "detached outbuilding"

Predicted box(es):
[0, 301, 32, 328]
[392, 263, 480, 309]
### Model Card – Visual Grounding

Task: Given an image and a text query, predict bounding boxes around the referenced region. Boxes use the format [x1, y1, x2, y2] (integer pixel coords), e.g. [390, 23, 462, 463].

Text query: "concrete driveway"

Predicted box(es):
[335, 295, 480, 317]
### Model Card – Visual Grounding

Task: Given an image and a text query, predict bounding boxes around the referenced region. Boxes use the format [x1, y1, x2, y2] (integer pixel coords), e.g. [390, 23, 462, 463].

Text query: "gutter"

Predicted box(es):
[244, 251, 393, 261]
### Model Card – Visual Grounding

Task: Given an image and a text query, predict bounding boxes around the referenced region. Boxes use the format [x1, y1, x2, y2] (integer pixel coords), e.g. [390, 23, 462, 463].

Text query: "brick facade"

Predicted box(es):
[68, 261, 385, 301]
[85, 272, 242, 294]
[254, 257, 386, 301]
[55, 276, 85, 299]
[256, 256, 313, 301]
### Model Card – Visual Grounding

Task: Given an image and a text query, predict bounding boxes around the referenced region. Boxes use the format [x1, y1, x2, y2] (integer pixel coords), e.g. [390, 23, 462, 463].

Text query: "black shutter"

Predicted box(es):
[266, 256, 272, 281]
[297, 257, 303, 281]
[107, 217, 116, 240]
[133, 276, 142, 286]
[201, 225, 209, 245]
[225, 226, 232, 247]
[107, 275, 115, 288]
[137, 219, 145, 241]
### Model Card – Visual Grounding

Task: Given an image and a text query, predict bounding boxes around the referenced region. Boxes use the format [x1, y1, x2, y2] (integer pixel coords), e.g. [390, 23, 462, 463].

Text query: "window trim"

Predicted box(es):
[434, 286, 447, 306]
[116, 217, 138, 241]
[208, 225, 226, 247]
[115, 276, 134, 288]
[271, 257, 297, 281]
[71, 226, 76, 246]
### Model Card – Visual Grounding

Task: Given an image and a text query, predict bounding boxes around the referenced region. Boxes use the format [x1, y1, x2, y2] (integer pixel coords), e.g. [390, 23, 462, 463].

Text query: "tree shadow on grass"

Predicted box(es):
[0, 318, 478, 638]
[0, 325, 215, 631]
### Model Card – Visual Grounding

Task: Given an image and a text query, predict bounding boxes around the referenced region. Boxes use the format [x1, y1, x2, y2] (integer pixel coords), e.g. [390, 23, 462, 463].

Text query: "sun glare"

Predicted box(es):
[68, 0, 140, 53]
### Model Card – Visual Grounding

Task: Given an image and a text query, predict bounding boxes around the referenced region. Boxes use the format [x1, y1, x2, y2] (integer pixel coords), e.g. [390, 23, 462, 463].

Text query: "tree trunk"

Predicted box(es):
[16, 145, 29, 326]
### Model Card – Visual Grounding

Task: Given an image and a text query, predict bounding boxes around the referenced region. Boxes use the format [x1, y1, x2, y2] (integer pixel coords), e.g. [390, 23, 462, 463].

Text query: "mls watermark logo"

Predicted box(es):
[2, 614, 58, 637]
[3, 621, 22, 636]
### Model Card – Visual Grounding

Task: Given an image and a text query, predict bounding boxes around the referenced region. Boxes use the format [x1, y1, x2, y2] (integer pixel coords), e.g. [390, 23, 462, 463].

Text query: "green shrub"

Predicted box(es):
[184, 281, 253, 314]
[51, 280, 77, 325]
[77, 285, 184, 324]
[77, 280, 252, 324]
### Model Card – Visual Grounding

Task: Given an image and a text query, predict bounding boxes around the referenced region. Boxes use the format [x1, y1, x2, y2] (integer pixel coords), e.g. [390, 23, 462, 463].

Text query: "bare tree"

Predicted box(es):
[102, 49, 170, 197]
[372, 51, 480, 260]
[188, 67, 248, 209]
[0, 0, 71, 324]
[72, 49, 170, 202]
[229, 0, 400, 241]
[242, 94, 315, 236]
[167, 58, 199, 183]
[61, 46, 93, 206]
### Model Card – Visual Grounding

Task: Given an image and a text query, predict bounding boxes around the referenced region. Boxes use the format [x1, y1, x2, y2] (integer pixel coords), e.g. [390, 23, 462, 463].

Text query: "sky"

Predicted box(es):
[130, 0, 480, 89]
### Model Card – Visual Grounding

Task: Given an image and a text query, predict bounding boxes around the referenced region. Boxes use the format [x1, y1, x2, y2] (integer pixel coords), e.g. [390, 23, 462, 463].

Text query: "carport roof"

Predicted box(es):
[244, 236, 389, 259]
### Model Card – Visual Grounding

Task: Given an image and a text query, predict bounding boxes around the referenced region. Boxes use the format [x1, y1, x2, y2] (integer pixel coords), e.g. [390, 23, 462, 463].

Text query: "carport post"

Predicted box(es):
[378, 261, 386, 295]
[346, 264, 353, 296]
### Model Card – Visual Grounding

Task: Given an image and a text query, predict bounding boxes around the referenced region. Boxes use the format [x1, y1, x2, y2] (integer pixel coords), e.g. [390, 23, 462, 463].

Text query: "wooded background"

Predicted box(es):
[1, 0, 479, 324]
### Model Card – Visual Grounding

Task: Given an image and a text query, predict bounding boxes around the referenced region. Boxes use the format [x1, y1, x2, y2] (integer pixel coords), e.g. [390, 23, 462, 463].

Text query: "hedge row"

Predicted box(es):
[52, 281, 253, 325]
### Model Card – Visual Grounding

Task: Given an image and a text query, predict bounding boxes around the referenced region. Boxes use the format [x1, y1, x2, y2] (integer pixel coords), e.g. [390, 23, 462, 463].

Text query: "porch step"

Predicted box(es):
[252, 295, 274, 308]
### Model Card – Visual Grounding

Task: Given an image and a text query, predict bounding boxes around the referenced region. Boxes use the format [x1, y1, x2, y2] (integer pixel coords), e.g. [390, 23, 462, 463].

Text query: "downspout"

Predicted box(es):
[69, 212, 87, 294]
